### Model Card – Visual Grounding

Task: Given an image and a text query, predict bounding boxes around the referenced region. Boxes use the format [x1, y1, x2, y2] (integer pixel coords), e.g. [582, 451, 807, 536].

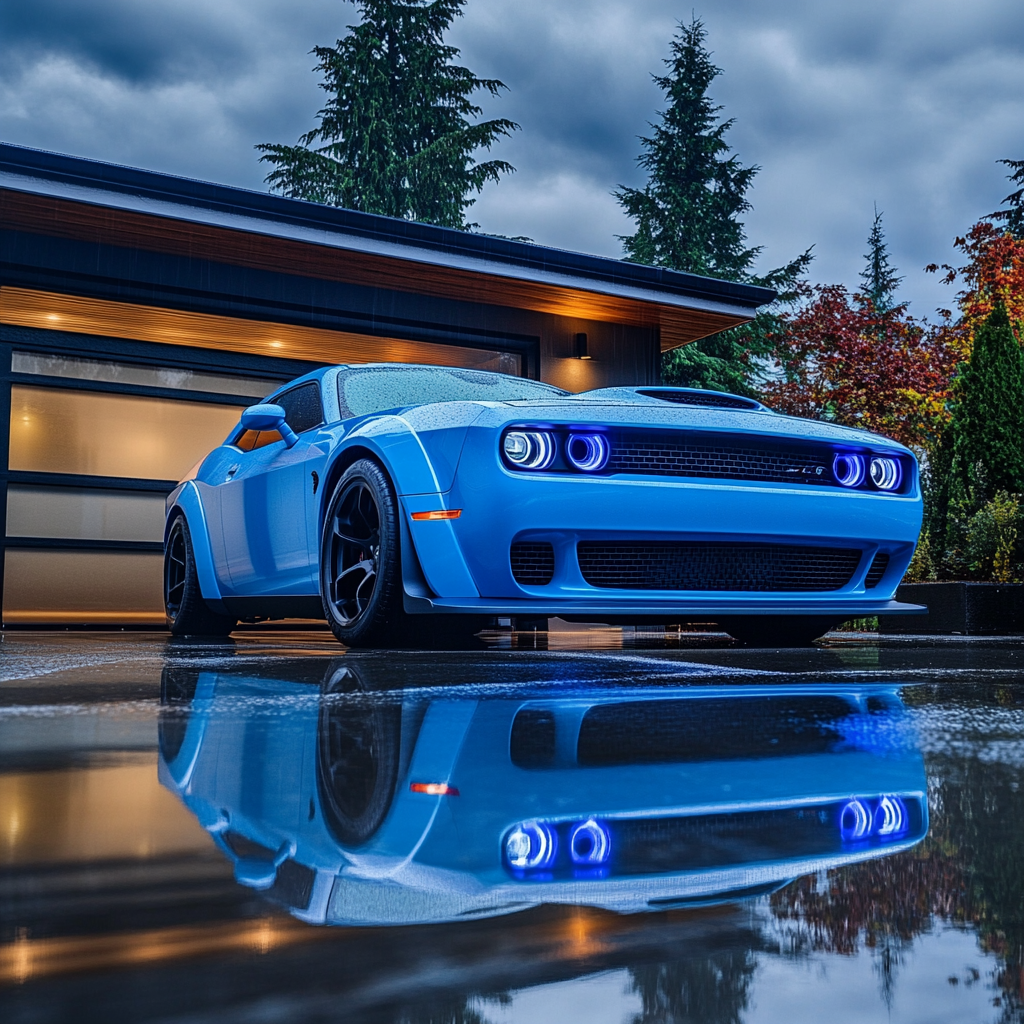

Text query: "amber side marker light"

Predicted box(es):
[410, 782, 460, 796]
[410, 509, 462, 521]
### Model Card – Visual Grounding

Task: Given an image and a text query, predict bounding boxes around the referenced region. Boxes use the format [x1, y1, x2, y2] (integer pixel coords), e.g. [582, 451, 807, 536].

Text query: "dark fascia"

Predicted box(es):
[0, 142, 776, 311]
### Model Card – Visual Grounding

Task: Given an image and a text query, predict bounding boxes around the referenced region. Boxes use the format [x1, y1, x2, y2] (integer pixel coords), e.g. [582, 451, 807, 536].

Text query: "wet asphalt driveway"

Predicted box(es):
[3, 627, 1024, 1024]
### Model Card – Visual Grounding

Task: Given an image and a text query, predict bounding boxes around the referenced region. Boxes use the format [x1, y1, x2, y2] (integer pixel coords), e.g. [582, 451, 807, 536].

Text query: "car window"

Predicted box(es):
[337, 366, 566, 418]
[276, 382, 324, 434]
[233, 428, 283, 452]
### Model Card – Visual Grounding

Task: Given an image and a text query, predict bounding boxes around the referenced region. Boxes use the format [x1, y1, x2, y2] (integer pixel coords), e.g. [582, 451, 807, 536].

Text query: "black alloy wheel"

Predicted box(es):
[320, 459, 402, 648]
[164, 515, 236, 637]
[319, 459, 487, 649]
[316, 665, 401, 846]
[326, 479, 383, 626]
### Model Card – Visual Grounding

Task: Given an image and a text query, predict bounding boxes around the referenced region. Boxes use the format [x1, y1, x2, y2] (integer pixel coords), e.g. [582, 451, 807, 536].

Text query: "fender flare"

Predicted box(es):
[321, 422, 479, 600]
[165, 481, 230, 613]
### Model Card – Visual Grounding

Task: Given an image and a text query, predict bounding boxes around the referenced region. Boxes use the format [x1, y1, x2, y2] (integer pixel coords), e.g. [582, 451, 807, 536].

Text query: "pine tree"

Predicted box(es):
[256, 0, 518, 229]
[859, 206, 902, 314]
[615, 17, 759, 280]
[930, 303, 1024, 570]
[616, 17, 811, 395]
[990, 158, 1024, 237]
[947, 303, 1024, 503]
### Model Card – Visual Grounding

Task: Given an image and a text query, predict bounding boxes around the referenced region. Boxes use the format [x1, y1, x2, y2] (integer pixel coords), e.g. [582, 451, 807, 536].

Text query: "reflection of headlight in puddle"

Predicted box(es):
[840, 795, 908, 842]
[504, 821, 557, 870]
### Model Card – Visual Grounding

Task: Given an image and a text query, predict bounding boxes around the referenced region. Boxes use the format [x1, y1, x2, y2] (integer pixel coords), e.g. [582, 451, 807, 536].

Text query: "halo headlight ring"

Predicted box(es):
[569, 818, 612, 865]
[504, 821, 557, 870]
[833, 453, 866, 488]
[503, 431, 556, 470]
[870, 456, 902, 491]
[566, 433, 610, 472]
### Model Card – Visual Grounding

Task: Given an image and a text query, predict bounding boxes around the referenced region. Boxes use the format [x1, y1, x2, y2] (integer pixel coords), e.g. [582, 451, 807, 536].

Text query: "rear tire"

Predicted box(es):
[718, 615, 840, 648]
[164, 515, 236, 637]
[319, 458, 484, 649]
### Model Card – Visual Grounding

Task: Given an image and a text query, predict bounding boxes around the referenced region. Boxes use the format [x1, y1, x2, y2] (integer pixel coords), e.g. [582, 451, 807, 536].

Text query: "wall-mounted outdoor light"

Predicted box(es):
[574, 332, 592, 359]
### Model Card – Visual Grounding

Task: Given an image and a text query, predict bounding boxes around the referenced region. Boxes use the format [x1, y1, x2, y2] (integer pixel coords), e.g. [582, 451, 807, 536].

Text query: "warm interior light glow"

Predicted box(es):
[409, 782, 460, 796]
[0, 288, 521, 372]
[410, 509, 462, 521]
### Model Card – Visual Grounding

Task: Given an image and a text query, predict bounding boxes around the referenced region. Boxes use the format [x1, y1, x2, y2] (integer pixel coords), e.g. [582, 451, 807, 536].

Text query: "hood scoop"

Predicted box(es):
[636, 388, 764, 411]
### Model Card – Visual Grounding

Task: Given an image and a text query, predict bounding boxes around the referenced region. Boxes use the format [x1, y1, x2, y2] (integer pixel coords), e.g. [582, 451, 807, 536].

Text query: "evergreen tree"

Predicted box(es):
[859, 206, 902, 314]
[256, 0, 518, 229]
[990, 158, 1024, 237]
[615, 17, 759, 280]
[930, 303, 1024, 570]
[616, 17, 811, 395]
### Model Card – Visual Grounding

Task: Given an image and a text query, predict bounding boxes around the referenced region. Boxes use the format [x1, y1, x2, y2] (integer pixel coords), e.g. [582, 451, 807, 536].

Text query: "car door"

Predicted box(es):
[217, 382, 324, 596]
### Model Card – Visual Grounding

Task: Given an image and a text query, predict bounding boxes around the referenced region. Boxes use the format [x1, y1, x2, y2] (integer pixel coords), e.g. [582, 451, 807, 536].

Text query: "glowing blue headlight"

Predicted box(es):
[874, 795, 907, 836]
[834, 453, 866, 488]
[566, 433, 610, 472]
[503, 431, 556, 470]
[569, 818, 611, 865]
[839, 799, 872, 841]
[870, 457, 901, 491]
[504, 821, 557, 870]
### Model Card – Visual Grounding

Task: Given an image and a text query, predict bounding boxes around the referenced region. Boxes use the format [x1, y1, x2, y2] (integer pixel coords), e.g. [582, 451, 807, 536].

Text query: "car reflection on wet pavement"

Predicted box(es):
[3, 629, 1024, 1023]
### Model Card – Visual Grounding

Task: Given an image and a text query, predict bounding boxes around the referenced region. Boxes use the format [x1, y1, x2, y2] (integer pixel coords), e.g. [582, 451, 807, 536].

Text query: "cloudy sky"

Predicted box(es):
[2, 0, 1022, 316]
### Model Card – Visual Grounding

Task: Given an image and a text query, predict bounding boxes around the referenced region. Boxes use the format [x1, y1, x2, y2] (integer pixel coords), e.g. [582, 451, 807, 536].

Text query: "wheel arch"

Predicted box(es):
[318, 434, 478, 601]
[164, 481, 225, 605]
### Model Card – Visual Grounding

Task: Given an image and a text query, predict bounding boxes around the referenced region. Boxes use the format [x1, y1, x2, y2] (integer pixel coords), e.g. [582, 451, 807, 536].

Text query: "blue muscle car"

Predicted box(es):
[159, 662, 928, 926]
[163, 363, 924, 647]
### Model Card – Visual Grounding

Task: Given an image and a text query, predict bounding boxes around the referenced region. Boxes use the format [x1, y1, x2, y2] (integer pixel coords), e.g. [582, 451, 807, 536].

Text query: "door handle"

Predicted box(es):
[225, 463, 240, 481]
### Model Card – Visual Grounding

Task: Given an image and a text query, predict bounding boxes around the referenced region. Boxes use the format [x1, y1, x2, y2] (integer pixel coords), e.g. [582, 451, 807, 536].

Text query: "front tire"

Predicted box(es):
[718, 615, 840, 648]
[164, 515, 236, 637]
[319, 459, 485, 649]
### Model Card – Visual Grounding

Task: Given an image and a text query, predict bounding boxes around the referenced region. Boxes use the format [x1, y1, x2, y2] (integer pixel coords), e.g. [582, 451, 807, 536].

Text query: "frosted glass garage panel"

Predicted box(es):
[9, 385, 242, 480]
[6, 486, 165, 542]
[3, 550, 165, 624]
[12, 351, 280, 399]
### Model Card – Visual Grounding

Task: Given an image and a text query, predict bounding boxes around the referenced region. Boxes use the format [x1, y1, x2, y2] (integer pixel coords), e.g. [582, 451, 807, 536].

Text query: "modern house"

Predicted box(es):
[0, 143, 773, 625]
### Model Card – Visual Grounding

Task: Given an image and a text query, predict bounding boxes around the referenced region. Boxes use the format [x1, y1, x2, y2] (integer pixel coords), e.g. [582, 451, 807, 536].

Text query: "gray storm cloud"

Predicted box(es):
[2, 0, 1022, 316]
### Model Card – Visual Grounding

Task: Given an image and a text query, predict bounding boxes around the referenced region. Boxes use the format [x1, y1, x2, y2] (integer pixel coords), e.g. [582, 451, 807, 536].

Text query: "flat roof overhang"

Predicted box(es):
[0, 143, 775, 351]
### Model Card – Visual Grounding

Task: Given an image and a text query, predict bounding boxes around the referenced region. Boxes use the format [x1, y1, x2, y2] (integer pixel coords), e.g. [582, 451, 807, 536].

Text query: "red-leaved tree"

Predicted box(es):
[927, 220, 1024, 353]
[762, 284, 957, 451]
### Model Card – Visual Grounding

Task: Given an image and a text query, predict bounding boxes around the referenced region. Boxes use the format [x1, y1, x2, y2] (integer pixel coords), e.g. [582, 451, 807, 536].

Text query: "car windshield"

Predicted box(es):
[337, 365, 567, 418]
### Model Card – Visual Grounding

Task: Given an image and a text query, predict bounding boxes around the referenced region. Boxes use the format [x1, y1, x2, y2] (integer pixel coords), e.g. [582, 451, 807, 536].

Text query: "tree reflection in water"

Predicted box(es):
[629, 950, 757, 1024]
[764, 693, 1024, 1020]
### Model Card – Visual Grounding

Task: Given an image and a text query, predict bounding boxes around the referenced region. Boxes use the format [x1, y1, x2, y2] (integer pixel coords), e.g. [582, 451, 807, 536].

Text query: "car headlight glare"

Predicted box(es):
[870, 456, 901, 491]
[503, 431, 556, 470]
[874, 795, 907, 836]
[839, 799, 872, 841]
[569, 818, 611, 865]
[566, 433, 610, 472]
[504, 821, 557, 870]
[833, 453, 866, 488]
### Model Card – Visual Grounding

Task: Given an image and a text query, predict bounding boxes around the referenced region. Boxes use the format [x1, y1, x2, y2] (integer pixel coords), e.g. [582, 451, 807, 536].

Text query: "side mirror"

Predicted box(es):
[239, 403, 298, 448]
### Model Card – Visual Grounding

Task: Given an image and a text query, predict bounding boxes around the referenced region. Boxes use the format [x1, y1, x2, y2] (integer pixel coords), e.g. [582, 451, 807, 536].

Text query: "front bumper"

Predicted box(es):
[403, 593, 925, 618]
[402, 444, 924, 616]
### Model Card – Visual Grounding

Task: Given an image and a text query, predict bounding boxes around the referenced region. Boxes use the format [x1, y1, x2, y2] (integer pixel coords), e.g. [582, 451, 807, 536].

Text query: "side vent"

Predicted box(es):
[865, 552, 890, 589]
[511, 542, 555, 585]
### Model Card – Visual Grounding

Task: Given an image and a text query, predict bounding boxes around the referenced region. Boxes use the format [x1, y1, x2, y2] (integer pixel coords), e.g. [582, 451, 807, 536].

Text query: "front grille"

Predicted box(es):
[637, 389, 761, 411]
[511, 541, 555, 585]
[576, 697, 856, 765]
[865, 552, 890, 589]
[607, 432, 832, 484]
[577, 541, 862, 592]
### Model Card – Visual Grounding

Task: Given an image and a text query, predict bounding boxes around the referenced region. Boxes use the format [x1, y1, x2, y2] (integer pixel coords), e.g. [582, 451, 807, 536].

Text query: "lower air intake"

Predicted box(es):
[864, 552, 890, 589]
[511, 542, 555, 586]
[577, 541, 862, 592]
